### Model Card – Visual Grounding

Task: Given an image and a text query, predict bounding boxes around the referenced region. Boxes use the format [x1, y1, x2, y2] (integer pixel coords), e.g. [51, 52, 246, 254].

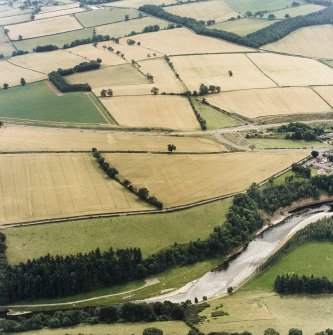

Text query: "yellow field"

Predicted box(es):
[165, 0, 238, 22]
[0, 60, 46, 87]
[248, 53, 333, 86]
[312, 86, 333, 107]
[137, 58, 184, 94]
[68, 44, 127, 66]
[0, 153, 150, 225]
[0, 125, 226, 152]
[5, 15, 82, 40]
[101, 95, 199, 130]
[134, 28, 252, 55]
[171, 53, 276, 91]
[9, 50, 85, 74]
[39, 3, 80, 12]
[35, 6, 85, 20]
[99, 39, 163, 61]
[207, 87, 332, 118]
[105, 152, 307, 207]
[264, 25, 333, 59]
[66, 63, 149, 88]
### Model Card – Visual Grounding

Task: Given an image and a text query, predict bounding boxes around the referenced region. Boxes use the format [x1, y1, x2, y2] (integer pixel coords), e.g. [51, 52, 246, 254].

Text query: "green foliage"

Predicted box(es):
[48, 71, 91, 93]
[143, 327, 163, 335]
[277, 122, 324, 141]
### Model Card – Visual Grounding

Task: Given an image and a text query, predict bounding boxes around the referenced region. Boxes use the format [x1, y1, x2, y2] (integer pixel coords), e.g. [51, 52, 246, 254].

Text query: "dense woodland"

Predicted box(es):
[139, 5, 333, 48]
[277, 123, 324, 141]
[3, 170, 333, 303]
[48, 71, 91, 92]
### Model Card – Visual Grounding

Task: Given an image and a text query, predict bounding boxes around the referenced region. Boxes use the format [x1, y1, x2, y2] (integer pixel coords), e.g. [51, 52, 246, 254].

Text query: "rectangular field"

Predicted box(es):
[75, 7, 141, 27]
[5, 15, 82, 40]
[0, 125, 226, 152]
[171, 53, 276, 92]
[248, 53, 333, 86]
[0, 81, 112, 124]
[165, 0, 238, 22]
[105, 151, 308, 207]
[210, 18, 275, 36]
[66, 63, 149, 88]
[101, 95, 199, 130]
[0, 13, 31, 25]
[0, 60, 46, 87]
[9, 50, 86, 74]
[134, 28, 253, 55]
[35, 6, 85, 20]
[102, 0, 178, 8]
[207, 87, 332, 119]
[263, 4, 324, 18]
[0, 153, 150, 225]
[67, 44, 127, 66]
[264, 25, 333, 59]
[39, 3, 80, 12]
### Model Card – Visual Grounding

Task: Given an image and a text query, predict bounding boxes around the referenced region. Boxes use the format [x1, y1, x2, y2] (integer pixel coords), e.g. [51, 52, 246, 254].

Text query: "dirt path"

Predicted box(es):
[45, 80, 63, 96]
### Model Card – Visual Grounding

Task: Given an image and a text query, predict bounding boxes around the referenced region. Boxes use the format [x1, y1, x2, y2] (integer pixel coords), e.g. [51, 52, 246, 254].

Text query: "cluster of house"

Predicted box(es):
[306, 151, 333, 175]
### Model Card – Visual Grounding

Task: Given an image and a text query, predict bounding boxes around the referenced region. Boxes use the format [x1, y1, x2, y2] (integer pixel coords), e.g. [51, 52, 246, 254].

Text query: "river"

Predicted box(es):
[146, 203, 333, 303]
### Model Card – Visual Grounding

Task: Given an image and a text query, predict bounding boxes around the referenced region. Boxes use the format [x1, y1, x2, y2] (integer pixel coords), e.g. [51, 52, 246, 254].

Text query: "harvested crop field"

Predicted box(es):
[0, 13, 31, 25]
[101, 95, 199, 130]
[0, 153, 150, 225]
[0, 60, 46, 87]
[39, 3, 80, 12]
[134, 28, 252, 55]
[165, 0, 238, 22]
[104, 152, 307, 207]
[68, 44, 127, 66]
[264, 25, 333, 59]
[75, 7, 140, 27]
[248, 53, 333, 86]
[8, 50, 86, 74]
[35, 6, 85, 20]
[263, 4, 324, 19]
[171, 53, 276, 91]
[66, 63, 149, 88]
[207, 87, 332, 119]
[312, 86, 333, 107]
[0, 125, 226, 152]
[0, 27, 15, 56]
[5, 15, 82, 40]
[137, 58, 184, 93]
[95, 16, 169, 38]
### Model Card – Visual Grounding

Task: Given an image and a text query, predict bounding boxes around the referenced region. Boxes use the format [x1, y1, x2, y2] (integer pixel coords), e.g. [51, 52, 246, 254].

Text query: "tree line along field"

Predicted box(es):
[104, 151, 308, 207]
[100, 95, 199, 130]
[0, 81, 113, 124]
[164, 0, 238, 22]
[264, 24, 333, 59]
[4, 198, 232, 264]
[207, 87, 332, 119]
[263, 3, 325, 18]
[0, 125, 226, 152]
[0, 153, 151, 225]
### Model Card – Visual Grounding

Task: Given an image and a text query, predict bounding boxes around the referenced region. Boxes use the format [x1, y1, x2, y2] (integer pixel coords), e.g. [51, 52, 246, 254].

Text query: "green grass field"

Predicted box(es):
[209, 18, 275, 36]
[75, 7, 141, 28]
[190, 98, 245, 129]
[324, 60, 333, 69]
[224, 0, 305, 14]
[13, 28, 94, 52]
[0, 81, 113, 124]
[264, 4, 325, 18]
[5, 198, 233, 264]
[245, 241, 333, 291]
[247, 137, 325, 149]
[10, 321, 190, 335]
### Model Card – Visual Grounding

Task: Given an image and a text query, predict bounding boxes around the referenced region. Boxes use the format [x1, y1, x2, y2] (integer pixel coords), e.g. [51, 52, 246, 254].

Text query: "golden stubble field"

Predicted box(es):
[101, 95, 199, 130]
[264, 25, 333, 59]
[0, 125, 226, 152]
[207, 87, 332, 118]
[0, 60, 46, 87]
[134, 28, 252, 55]
[312, 86, 333, 107]
[0, 153, 151, 225]
[35, 6, 85, 20]
[171, 53, 276, 92]
[165, 0, 238, 22]
[5, 15, 82, 40]
[248, 53, 333, 86]
[105, 151, 308, 207]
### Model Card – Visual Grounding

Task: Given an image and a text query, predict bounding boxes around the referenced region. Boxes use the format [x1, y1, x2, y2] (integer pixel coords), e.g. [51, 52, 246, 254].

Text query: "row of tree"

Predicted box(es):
[33, 45, 59, 52]
[48, 71, 91, 93]
[139, 5, 333, 48]
[63, 34, 110, 49]
[57, 60, 101, 76]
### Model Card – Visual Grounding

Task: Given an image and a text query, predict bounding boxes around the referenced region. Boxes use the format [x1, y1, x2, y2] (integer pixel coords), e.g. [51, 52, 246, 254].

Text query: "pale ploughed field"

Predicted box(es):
[105, 152, 308, 207]
[264, 25, 333, 59]
[207, 87, 333, 118]
[0, 153, 151, 225]
[100, 95, 199, 130]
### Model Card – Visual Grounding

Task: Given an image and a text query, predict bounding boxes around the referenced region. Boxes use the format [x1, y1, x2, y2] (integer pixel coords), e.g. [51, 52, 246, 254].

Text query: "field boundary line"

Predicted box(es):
[244, 53, 280, 87]
[309, 86, 333, 110]
[86, 92, 111, 125]
[5, 59, 48, 75]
